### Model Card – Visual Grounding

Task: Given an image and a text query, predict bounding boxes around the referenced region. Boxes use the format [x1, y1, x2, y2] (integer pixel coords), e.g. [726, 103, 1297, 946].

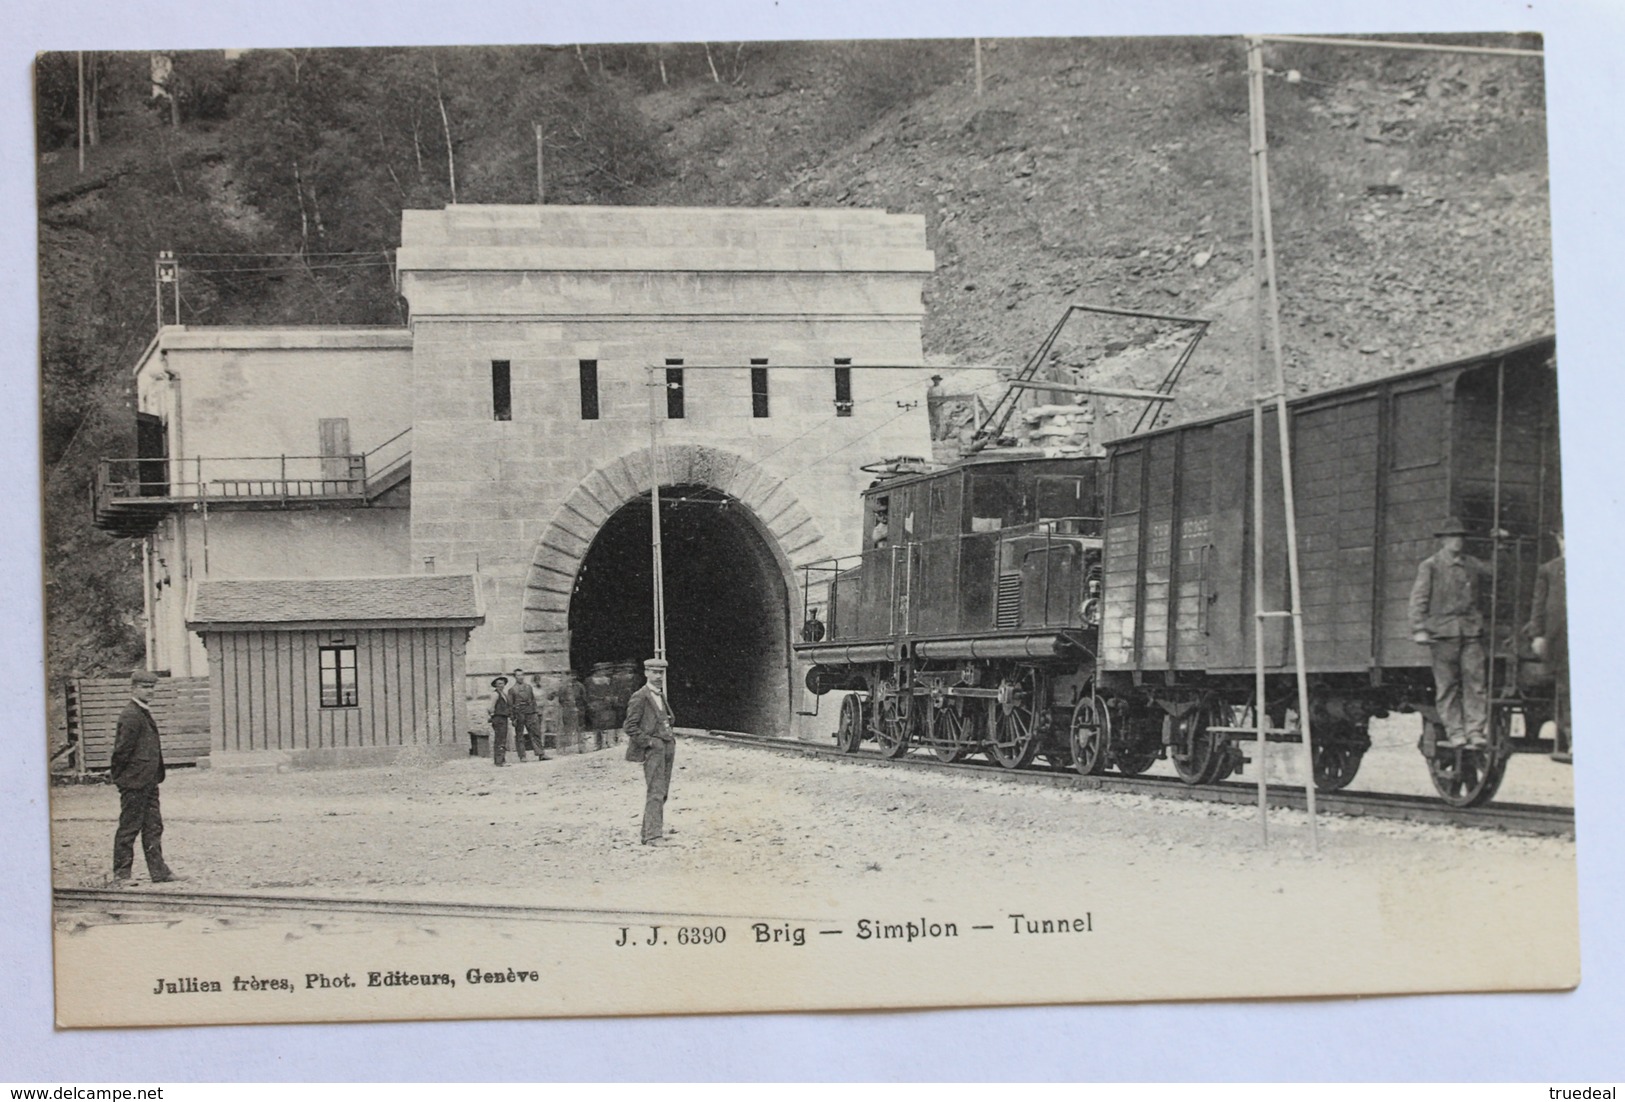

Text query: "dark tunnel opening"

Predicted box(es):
[568, 486, 792, 735]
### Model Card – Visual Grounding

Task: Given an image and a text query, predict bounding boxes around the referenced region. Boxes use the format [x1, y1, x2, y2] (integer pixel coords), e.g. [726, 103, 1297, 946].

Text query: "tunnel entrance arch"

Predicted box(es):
[520, 445, 825, 736]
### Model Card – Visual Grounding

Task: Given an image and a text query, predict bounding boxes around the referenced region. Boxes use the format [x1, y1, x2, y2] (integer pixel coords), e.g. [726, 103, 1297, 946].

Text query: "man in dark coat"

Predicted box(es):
[1409, 518, 1493, 750]
[1527, 532, 1570, 761]
[110, 670, 176, 884]
[623, 658, 677, 846]
[509, 667, 548, 761]
[488, 676, 513, 766]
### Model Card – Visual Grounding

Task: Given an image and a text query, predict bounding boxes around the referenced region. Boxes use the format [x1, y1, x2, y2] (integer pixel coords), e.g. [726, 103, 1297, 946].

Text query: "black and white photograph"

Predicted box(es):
[11, 0, 1624, 1082]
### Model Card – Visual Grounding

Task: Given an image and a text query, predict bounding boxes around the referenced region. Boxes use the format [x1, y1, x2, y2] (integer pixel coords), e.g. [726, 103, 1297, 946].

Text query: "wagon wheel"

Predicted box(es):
[873, 679, 915, 760]
[1311, 729, 1365, 792]
[836, 693, 866, 754]
[1424, 718, 1509, 808]
[928, 696, 972, 763]
[987, 669, 1044, 770]
[1170, 696, 1227, 785]
[1069, 694, 1110, 776]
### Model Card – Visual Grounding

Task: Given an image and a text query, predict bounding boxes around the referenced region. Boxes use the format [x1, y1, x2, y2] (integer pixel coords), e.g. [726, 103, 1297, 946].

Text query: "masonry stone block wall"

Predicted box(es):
[397, 206, 936, 725]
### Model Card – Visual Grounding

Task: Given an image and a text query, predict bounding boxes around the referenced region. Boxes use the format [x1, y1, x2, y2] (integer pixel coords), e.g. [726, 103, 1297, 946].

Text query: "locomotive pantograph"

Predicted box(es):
[794, 335, 1564, 807]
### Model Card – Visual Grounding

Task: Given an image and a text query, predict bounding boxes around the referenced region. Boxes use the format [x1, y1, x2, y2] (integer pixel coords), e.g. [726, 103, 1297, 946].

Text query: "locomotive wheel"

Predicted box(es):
[988, 669, 1043, 770]
[1112, 742, 1161, 776]
[836, 694, 865, 754]
[1069, 695, 1110, 776]
[1170, 697, 1226, 785]
[874, 680, 915, 760]
[928, 697, 971, 763]
[1424, 720, 1508, 808]
[1311, 739, 1365, 792]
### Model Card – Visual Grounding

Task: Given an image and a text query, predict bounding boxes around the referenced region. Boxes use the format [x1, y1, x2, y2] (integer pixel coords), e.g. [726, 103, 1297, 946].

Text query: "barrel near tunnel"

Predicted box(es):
[568, 486, 793, 736]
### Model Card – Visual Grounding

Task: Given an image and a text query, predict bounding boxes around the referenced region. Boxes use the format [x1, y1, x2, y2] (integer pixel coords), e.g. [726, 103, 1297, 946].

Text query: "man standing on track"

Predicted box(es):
[509, 667, 547, 761]
[1409, 518, 1493, 750]
[110, 669, 178, 885]
[624, 658, 677, 846]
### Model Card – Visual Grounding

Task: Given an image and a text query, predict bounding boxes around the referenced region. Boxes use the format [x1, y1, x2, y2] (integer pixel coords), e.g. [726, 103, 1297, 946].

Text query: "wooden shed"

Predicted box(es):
[186, 575, 484, 752]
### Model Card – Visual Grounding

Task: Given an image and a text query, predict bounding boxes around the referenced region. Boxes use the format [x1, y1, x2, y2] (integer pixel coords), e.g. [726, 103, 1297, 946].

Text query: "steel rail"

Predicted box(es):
[693, 730, 1575, 837]
[53, 886, 819, 925]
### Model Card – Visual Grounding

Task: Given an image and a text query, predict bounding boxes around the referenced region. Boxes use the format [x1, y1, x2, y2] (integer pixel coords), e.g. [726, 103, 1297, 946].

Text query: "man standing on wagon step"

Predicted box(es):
[1409, 518, 1493, 750]
[110, 670, 178, 885]
[624, 658, 677, 846]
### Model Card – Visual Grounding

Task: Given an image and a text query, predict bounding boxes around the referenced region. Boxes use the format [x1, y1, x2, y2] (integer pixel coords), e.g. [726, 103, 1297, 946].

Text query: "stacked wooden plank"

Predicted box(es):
[66, 677, 211, 773]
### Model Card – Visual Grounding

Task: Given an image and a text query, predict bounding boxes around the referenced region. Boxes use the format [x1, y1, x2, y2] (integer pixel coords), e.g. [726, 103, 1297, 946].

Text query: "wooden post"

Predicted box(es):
[974, 39, 984, 97]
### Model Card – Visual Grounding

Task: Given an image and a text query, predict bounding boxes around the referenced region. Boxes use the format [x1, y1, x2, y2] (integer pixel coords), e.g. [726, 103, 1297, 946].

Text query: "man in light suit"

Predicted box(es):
[110, 670, 178, 884]
[624, 658, 677, 846]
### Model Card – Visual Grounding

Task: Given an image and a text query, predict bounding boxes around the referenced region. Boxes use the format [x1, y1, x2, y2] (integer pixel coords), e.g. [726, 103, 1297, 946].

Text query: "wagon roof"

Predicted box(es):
[187, 574, 484, 628]
[1100, 334, 1556, 449]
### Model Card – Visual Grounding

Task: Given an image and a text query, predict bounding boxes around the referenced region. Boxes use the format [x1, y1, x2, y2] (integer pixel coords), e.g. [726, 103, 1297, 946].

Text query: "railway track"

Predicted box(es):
[53, 885, 809, 926]
[692, 728, 1576, 837]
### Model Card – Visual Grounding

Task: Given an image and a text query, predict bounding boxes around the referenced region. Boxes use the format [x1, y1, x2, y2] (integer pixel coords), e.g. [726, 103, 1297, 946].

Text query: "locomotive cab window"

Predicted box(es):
[869, 495, 891, 548]
[967, 469, 1022, 532]
[1035, 475, 1088, 527]
[1392, 385, 1444, 469]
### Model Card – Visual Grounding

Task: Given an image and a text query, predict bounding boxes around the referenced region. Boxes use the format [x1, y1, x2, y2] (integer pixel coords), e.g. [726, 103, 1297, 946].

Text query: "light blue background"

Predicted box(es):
[6, 0, 1621, 1081]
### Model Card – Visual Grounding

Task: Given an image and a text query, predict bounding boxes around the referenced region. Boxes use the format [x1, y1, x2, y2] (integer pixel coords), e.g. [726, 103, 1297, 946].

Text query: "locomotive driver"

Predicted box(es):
[1409, 518, 1493, 750]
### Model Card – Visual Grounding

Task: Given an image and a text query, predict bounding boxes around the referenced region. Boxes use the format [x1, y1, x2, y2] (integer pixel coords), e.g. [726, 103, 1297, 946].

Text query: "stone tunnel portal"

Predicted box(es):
[568, 486, 793, 736]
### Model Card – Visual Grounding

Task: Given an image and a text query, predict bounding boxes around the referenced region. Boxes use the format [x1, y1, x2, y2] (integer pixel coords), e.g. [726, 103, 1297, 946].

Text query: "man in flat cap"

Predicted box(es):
[110, 670, 177, 884]
[488, 676, 513, 766]
[508, 667, 547, 762]
[624, 658, 677, 845]
[1410, 518, 1494, 750]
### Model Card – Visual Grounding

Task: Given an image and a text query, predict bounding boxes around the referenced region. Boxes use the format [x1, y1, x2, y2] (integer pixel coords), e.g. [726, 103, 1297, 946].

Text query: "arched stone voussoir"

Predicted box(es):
[520, 443, 826, 658]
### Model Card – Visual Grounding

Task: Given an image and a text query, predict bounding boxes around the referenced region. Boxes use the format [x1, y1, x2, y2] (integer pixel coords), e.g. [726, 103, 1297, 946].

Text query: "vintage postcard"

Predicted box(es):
[37, 32, 1579, 1030]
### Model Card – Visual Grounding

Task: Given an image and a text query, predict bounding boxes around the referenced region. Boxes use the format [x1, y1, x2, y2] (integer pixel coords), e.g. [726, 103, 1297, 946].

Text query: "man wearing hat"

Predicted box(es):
[110, 670, 177, 884]
[508, 668, 547, 761]
[1409, 518, 1494, 750]
[488, 676, 513, 766]
[623, 658, 677, 845]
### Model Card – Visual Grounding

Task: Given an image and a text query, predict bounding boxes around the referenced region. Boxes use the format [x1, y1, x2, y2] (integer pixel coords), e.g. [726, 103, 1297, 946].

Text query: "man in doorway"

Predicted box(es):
[1409, 518, 1493, 750]
[509, 667, 548, 761]
[110, 670, 177, 885]
[1527, 531, 1570, 762]
[624, 658, 677, 846]
[488, 676, 513, 766]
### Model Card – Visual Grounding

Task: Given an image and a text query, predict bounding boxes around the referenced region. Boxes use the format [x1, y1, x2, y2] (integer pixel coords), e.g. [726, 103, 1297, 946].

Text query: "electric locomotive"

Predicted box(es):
[795, 336, 1565, 807]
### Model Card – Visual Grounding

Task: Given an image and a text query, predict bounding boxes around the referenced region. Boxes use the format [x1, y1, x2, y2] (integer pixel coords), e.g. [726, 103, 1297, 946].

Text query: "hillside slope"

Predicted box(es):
[35, 35, 1551, 687]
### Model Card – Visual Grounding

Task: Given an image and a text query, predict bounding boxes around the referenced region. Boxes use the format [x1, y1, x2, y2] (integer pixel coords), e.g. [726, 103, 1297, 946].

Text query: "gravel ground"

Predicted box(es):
[50, 731, 1573, 911]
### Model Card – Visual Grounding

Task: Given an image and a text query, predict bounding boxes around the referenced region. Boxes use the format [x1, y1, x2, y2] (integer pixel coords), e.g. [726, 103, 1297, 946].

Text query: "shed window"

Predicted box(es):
[834, 360, 853, 416]
[751, 361, 770, 418]
[319, 646, 358, 708]
[665, 360, 685, 419]
[1392, 386, 1443, 469]
[579, 360, 599, 421]
[491, 361, 512, 421]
